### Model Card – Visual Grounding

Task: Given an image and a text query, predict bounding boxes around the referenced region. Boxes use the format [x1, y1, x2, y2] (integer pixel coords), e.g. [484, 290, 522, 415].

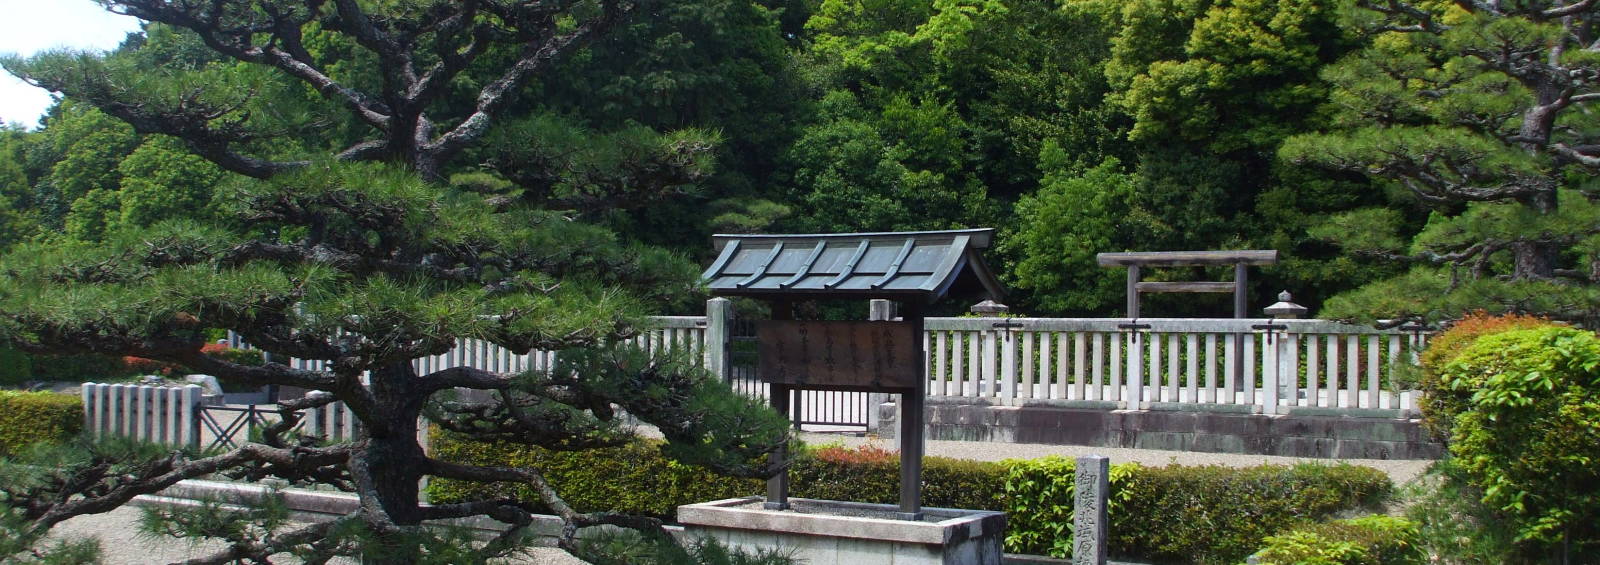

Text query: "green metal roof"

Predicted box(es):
[701, 229, 1005, 302]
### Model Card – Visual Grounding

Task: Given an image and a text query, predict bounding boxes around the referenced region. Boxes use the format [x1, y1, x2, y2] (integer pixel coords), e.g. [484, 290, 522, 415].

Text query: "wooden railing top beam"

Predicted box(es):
[923, 317, 1423, 335]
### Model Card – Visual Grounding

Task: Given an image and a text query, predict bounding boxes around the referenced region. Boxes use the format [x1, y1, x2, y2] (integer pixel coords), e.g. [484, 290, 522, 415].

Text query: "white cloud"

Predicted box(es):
[0, 0, 142, 128]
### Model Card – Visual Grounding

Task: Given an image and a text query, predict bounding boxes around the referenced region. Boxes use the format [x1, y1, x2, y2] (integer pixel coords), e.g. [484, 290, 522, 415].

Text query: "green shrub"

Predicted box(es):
[427, 436, 760, 519]
[1417, 312, 1556, 439]
[787, 444, 1008, 511]
[0, 392, 82, 455]
[1426, 326, 1600, 559]
[1252, 515, 1425, 565]
[0, 350, 131, 385]
[1113, 463, 1390, 564]
[0, 348, 33, 387]
[1401, 459, 1525, 564]
[428, 435, 1391, 564]
[41, 355, 129, 383]
[1002, 456, 1138, 557]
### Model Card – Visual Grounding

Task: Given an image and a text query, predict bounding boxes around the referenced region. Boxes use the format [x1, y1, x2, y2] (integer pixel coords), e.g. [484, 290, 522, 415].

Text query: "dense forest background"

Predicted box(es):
[3, 0, 1597, 322]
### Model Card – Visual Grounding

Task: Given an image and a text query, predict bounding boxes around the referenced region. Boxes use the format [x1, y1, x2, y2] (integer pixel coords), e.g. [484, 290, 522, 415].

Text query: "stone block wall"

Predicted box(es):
[876, 399, 1443, 460]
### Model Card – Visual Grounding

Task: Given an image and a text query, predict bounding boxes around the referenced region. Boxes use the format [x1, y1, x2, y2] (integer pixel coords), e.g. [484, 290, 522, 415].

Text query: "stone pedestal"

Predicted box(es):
[678, 497, 1005, 565]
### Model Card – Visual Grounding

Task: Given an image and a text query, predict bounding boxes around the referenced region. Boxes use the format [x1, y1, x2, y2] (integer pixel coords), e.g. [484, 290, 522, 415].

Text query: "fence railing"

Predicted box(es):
[237, 315, 716, 384]
[99, 301, 1432, 452]
[81, 383, 360, 448]
[82, 383, 205, 446]
[922, 317, 1430, 414]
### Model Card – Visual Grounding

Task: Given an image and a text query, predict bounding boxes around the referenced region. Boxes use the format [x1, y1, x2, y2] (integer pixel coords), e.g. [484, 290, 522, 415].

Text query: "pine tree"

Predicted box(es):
[0, 1, 792, 561]
[1282, 0, 1600, 324]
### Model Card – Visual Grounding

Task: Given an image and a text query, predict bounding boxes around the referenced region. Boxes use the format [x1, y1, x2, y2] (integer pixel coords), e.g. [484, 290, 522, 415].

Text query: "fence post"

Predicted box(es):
[164, 386, 182, 445]
[180, 385, 202, 449]
[1000, 328, 1017, 401]
[112, 384, 129, 437]
[1126, 333, 1143, 407]
[1262, 332, 1281, 415]
[81, 383, 97, 438]
[705, 298, 732, 381]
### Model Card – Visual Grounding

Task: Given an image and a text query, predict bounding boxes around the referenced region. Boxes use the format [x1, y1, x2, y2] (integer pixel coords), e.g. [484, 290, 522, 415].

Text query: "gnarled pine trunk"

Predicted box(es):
[353, 361, 429, 564]
[1511, 187, 1560, 281]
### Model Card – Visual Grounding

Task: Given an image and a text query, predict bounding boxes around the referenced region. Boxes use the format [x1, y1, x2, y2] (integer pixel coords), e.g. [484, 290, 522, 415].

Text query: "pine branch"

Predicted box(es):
[427, 391, 634, 451]
[1543, 0, 1600, 19]
[406, 0, 492, 105]
[1550, 141, 1600, 169]
[8, 66, 309, 178]
[1353, 239, 1501, 266]
[24, 443, 353, 534]
[1358, 0, 1447, 32]
[110, 0, 394, 131]
[419, 366, 515, 391]
[417, 498, 537, 558]
[425, 0, 636, 165]
[170, 514, 360, 565]
[423, 458, 670, 551]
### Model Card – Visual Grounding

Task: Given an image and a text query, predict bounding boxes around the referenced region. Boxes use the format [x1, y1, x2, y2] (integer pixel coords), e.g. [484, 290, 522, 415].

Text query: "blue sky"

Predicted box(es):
[0, 0, 141, 128]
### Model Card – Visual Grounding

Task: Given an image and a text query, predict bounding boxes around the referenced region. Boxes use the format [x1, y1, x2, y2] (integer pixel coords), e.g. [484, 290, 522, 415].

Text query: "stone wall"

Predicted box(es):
[876, 398, 1443, 460]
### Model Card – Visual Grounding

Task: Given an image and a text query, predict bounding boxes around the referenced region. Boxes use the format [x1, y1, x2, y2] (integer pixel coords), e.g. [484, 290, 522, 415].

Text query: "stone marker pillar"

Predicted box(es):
[1074, 455, 1109, 565]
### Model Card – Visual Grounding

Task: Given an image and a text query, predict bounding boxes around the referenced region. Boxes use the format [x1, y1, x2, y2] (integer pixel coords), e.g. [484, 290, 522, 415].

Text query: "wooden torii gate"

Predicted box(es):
[1095, 250, 1279, 319]
[1098, 251, 1280, 394]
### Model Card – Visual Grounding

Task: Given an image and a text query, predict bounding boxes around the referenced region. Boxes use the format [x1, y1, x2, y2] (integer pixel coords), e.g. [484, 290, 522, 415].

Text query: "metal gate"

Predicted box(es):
[728, 319, 872, 432]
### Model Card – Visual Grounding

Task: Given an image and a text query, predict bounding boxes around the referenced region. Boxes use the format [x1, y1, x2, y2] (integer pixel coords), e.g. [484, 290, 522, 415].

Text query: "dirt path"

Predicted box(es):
[45, 505, 589, 565]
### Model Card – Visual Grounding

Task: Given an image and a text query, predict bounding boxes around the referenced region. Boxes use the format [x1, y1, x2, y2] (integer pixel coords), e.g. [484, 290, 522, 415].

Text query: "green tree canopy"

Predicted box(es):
[0, 1, 793, 562]
[1284, 0, 1600, 324]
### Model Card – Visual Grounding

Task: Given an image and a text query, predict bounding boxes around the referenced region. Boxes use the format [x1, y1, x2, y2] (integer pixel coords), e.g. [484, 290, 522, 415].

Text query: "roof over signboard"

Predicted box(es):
[702, 228, 1005, 302]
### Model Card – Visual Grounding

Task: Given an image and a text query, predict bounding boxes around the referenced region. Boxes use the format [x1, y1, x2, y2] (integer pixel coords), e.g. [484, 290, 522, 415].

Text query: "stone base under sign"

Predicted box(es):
[677, 497, 1005, 565]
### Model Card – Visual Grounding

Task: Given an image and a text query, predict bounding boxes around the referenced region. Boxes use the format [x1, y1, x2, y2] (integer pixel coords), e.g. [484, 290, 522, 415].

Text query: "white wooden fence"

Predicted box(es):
[81, 383, 362, 448]
[259, 308, 1430, 417]
[89, 301, 1429, 450]
[253, 315, 717, 382]
[921, 317, 1429, 414]
[81, 383, 206, 446]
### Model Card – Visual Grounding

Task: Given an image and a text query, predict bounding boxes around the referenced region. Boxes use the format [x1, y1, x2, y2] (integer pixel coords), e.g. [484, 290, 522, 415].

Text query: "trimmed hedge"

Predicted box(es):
[428, 433, 1390, 564]
[1252, 515, 1426, 565]
[787, 444, 1007, 512]
[1113, 463, 1391, 564]
[0, 391, 82, 455]
[0, 344, 260, 388]
[0, 349, 127, 386]
[429, 437, 761, 518]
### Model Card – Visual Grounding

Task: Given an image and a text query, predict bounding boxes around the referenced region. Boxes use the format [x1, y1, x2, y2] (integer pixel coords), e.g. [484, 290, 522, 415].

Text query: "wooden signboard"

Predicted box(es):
[756, 320, 919, 391]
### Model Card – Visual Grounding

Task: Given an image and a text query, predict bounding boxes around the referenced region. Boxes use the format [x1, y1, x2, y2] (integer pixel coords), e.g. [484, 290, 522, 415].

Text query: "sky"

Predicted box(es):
[0, 0, 142, 128]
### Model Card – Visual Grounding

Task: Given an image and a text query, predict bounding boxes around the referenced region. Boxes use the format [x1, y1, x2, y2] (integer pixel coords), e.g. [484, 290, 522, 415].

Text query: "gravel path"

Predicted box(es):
[45, 505, 589, 565]
[800, 431, 1437, 485]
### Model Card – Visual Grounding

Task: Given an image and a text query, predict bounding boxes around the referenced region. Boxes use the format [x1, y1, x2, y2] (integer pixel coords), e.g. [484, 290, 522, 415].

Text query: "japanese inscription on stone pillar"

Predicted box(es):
[1074, 455, 1109, 565]
[756, 320, 918, 390]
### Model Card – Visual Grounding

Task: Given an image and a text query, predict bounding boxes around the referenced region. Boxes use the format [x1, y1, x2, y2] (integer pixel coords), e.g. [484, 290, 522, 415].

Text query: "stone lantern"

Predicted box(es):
[970, 299, 1010, 317]
[1262, 291, 1307, 319]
